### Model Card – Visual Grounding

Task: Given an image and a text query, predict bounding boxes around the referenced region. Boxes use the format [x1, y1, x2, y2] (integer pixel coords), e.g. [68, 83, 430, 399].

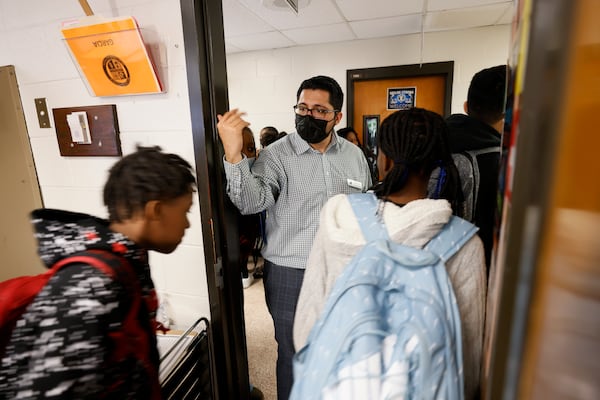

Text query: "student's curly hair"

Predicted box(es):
[297, 75, 343, 111]
[103, 145, 196, 222]
[374, 108, 461, 213]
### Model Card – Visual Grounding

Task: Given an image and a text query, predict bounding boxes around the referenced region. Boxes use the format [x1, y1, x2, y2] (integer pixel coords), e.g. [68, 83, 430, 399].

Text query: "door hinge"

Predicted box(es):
[214, 257, 224, 288]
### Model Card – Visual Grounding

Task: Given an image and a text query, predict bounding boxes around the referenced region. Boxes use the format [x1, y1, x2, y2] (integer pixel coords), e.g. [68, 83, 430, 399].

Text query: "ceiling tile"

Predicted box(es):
[236, 0, 344, 30]
[222, 0, 516, 53]
[425, 3, 511, 31]
[222, 0, 273, 36]
[226, 30, 296, 52]
[335, 0, 424, 21]
[350, 14, 423, 39]
[283, 22, 356, 45]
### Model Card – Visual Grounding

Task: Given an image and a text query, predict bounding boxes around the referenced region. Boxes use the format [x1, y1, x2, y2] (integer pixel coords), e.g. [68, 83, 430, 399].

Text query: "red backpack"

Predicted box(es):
[0, 249, 160, 398]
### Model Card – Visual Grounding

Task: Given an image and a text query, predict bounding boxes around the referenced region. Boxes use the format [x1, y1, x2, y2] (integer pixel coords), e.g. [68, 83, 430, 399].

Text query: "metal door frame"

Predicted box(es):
[180, 1, 249, 398]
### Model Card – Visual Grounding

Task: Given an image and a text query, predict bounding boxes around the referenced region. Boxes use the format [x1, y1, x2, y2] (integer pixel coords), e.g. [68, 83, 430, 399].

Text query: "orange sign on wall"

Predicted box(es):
[61, 17, 163, 97]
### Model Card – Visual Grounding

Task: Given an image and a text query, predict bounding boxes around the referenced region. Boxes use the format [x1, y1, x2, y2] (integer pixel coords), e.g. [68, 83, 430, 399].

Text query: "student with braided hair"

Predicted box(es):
[294, 108, 487, 400]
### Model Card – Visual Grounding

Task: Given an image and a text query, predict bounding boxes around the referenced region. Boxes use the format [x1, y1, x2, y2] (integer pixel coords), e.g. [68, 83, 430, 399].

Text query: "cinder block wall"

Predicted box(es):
[0, 0, 509, 328]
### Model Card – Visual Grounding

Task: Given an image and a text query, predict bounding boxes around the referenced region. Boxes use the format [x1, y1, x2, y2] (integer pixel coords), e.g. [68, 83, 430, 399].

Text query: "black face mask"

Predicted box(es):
[295, 114, 331, 144]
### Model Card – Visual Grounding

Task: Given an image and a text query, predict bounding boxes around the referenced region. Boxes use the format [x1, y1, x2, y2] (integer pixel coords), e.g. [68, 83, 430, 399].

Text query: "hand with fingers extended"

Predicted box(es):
[217, 109, 251, 164]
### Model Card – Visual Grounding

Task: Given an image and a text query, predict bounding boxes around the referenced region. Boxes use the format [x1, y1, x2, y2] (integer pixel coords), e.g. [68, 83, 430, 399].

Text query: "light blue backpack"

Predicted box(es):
[291, 193, 478, 400]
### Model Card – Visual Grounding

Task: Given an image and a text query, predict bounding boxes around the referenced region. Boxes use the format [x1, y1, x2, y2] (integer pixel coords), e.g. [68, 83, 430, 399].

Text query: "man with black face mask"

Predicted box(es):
[217, 75, 371, 400]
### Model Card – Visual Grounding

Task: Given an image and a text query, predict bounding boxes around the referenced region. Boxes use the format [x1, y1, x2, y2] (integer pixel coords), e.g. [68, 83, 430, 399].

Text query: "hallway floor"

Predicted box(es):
[244, 270, 277, 400]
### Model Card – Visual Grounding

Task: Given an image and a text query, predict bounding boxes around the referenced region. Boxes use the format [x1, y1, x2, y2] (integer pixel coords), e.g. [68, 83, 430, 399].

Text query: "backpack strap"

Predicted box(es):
[0, 252, 125, 358]
[463, 146, 500, 210]
[464, 146, 501, 158]
[51, 249, 131, 280]
[53, 250, 160, 399]
[51, 251, 145, 360]
[347, 193, 389, 242]
[425, 216, 479, 262]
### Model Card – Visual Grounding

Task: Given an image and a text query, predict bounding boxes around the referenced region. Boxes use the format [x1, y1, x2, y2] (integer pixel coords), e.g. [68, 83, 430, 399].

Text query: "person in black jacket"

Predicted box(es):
[446, 65, 507, 271]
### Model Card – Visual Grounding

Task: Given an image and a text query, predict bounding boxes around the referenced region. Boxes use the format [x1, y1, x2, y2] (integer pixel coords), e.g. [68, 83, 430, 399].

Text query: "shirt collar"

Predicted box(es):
[290, 130, 341, 155]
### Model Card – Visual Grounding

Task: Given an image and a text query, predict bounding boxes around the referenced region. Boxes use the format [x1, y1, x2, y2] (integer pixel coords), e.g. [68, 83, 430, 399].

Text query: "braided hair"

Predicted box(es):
[103, 145, 196, 222]
[374, 108, 461, 213]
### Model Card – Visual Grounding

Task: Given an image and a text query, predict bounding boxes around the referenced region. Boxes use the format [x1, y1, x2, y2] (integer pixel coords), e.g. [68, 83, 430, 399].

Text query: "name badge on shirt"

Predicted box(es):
[347, 178, 363, 190]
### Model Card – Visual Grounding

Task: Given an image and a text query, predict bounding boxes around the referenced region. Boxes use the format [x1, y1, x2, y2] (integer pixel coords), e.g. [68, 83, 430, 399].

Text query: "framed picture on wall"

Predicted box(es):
[387, 87, 416, 110]
[363, 115, 380, 156]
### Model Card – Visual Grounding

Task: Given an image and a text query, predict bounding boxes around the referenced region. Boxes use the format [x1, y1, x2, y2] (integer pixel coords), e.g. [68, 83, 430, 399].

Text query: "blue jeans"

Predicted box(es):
[262, 260, 305, 400]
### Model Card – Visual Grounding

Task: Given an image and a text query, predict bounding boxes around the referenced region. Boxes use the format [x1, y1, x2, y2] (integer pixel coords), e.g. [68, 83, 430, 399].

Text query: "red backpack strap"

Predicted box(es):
[0, 253, 110, 357]
[58, 250, 161, 399]
[1, 250, 160, 398]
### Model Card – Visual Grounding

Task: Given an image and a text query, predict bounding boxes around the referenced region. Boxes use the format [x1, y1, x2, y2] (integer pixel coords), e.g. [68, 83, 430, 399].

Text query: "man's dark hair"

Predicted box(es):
[375, 108, 461, 213]
[103, 145, 196, 222]
[466, 65, 507, 126]
[260, 126, 286, 148]
[296, 75, 344, 111]
[337, 127, 358, 140]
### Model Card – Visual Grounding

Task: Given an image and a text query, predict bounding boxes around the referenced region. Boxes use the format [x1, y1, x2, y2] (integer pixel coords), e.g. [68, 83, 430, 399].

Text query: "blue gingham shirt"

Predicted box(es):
[223, 131, 372, 269]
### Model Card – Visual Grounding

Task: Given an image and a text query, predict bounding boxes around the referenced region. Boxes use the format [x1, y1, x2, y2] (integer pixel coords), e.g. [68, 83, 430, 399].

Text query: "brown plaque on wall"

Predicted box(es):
[52, 104, 121, 156]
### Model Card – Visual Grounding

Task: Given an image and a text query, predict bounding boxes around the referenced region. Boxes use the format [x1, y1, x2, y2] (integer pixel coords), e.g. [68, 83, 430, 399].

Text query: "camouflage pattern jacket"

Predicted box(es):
[0, 209, 161, 399]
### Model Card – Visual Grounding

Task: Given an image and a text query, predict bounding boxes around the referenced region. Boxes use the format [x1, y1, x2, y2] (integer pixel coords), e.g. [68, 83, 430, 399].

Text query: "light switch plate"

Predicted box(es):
[34, 98, 51, 128]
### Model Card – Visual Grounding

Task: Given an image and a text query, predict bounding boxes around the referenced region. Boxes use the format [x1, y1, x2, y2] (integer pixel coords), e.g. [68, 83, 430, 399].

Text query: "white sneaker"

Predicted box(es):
[242, 274, 254, 289]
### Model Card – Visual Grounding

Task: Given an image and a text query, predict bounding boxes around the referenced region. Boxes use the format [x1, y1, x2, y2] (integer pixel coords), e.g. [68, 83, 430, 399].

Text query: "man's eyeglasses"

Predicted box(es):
[293, 105, 339, 121]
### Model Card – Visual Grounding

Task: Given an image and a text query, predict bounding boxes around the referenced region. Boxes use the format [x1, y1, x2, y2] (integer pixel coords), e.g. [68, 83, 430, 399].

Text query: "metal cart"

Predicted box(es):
[158, 317, 212, 399]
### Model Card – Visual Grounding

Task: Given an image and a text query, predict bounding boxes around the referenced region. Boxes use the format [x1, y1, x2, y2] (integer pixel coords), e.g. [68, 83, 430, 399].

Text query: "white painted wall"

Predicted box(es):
[0, 0, 208, 329]
[0, 0, 510, 329]
[226, 24, 511, 146]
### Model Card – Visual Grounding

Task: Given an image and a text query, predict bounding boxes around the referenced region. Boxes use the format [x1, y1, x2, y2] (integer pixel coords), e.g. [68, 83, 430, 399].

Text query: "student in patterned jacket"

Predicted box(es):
[0, 145, 196, 399]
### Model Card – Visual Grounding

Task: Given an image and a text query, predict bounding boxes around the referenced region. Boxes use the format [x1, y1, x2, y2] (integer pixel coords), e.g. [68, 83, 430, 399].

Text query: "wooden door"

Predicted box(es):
[353, 75, 446, 147]
[346, 62, 453, 174]
[516, 0, 600, 398]
[482, 1, 600, 399]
